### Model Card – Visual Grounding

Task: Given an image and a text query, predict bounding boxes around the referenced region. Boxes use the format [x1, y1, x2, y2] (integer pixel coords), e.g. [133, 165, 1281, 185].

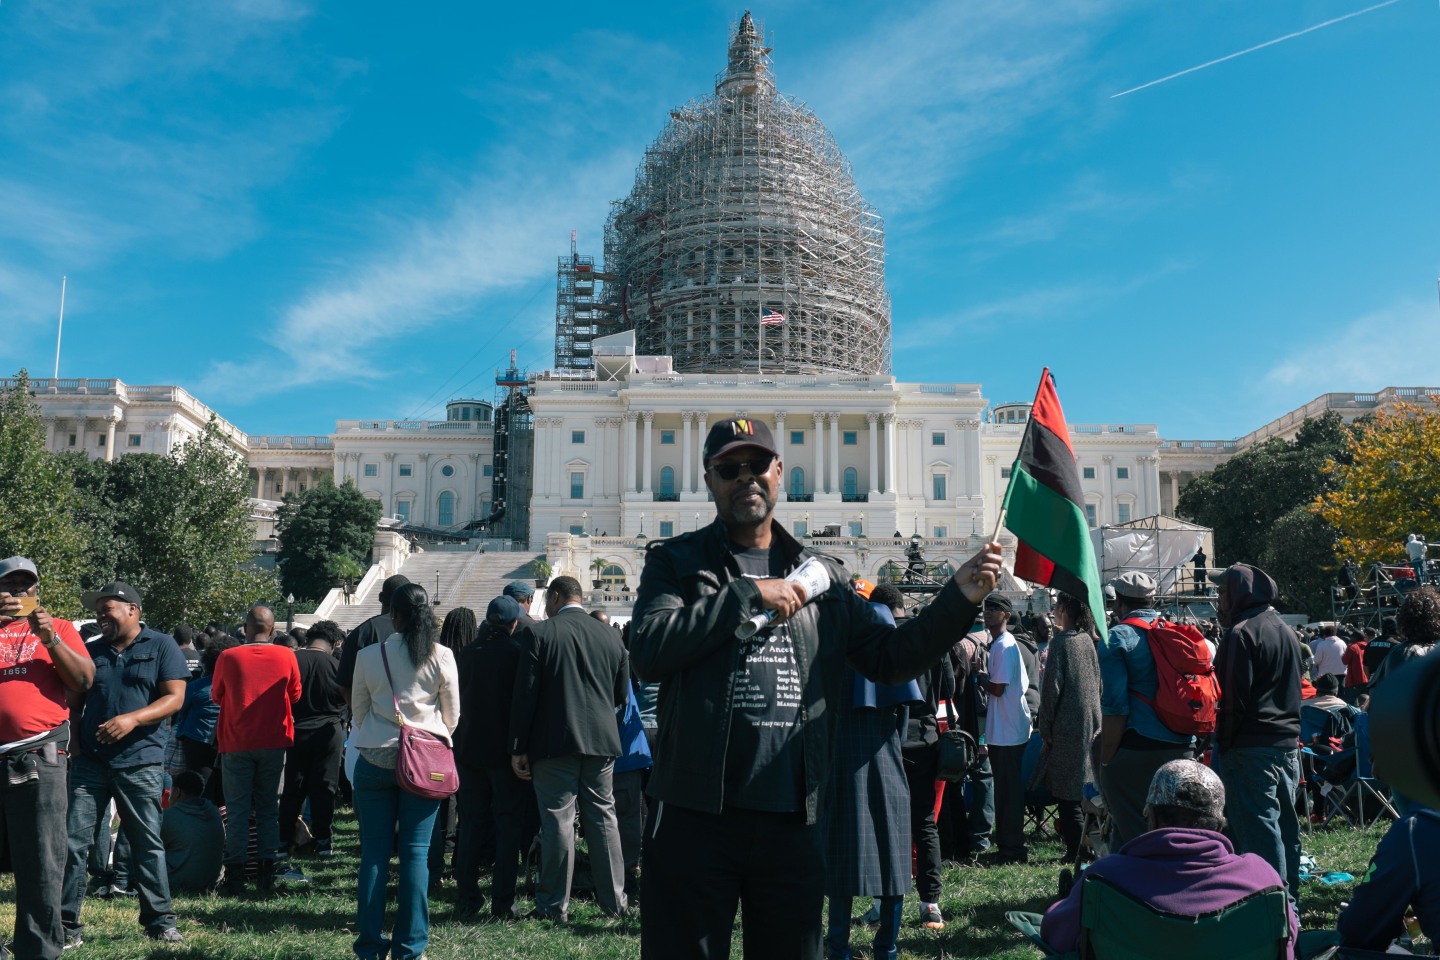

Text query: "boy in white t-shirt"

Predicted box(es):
[983, 594, 1033, 864]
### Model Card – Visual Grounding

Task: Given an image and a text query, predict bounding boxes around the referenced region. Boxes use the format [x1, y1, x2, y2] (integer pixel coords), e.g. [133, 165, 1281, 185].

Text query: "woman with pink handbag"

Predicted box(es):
[350, 584, 460, 960]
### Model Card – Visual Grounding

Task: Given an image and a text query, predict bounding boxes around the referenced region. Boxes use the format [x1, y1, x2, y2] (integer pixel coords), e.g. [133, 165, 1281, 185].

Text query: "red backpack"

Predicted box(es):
[1121, 617, 1221, 736]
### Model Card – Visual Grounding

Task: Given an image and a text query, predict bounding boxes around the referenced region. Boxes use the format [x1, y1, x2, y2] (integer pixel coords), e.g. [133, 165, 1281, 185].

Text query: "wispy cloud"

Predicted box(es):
[794, 0, 1127, 212]
[1263, 298, 1440, 394]
[0, 1, 343, 336]
[197, 150, 637, 399]
[967, 173, 1155, 248]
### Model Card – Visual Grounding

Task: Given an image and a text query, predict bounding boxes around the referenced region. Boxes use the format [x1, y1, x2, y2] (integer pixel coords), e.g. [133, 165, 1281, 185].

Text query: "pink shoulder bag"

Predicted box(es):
[378, 641, 459, 799]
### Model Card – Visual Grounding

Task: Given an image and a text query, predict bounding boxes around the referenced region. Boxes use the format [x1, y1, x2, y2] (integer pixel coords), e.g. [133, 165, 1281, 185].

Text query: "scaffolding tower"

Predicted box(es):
[487, 350, 534, 545]
[572, 11, 890, 376]
[555, 231, 621, 371]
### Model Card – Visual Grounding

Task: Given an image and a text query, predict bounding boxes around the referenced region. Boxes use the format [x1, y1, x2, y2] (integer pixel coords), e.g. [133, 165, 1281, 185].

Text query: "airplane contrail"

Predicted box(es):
[1112, 0, 1404, 99]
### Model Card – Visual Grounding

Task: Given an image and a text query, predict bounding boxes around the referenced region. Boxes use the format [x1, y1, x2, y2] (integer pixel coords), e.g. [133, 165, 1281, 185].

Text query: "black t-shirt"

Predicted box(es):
[293, 647, 346, 731]
[336, 612, 395, 694]
[723, 542, 805, 812]
[1363, 638, 1397, 677]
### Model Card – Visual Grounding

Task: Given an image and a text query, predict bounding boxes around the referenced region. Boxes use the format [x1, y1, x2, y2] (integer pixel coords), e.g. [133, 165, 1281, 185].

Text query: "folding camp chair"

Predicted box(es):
[1328, 713, 1399, 827]
[1007, 873, 1292, 960]
[1023, 731, 1058, 838]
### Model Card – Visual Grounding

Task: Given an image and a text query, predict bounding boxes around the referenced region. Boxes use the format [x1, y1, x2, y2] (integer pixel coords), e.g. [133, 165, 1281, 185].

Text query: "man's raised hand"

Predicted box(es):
[953, 542, 1005, 604]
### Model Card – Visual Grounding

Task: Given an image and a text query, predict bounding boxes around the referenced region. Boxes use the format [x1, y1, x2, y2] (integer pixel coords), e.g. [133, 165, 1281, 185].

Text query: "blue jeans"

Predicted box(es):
[62, 756, 175, 936]
[221, 748, 286, 866]
[826, 895, 901, 960]
[1216, 745, 1302, 901]
[352, 757, 440, 960]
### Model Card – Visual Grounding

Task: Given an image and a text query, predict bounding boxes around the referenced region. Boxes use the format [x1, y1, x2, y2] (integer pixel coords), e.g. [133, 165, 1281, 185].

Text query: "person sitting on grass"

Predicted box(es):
[1293, 803, 1440, 957]
[1040, 759, 1298, 958]
[161, 771, 225, 894]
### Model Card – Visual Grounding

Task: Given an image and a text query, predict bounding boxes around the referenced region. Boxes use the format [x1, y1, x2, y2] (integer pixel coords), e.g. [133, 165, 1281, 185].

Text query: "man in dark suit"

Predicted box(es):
[510, 576, 629, 921]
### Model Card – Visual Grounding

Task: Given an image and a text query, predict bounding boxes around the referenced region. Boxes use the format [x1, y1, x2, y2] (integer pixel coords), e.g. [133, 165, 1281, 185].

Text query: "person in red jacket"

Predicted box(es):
[211, 604, 301, 895]
[1341, 628, 1371, 704]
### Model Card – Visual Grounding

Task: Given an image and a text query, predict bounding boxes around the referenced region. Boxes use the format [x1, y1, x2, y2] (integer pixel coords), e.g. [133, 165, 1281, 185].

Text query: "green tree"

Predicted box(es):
[1259, 505, 1339, 616]
[69, 420, 280, 628]
[1316, 399, 1440, 568]
[1178, 412, 1354, 614]
[275, 478, 382, 602]
[0, 370, 92, 617]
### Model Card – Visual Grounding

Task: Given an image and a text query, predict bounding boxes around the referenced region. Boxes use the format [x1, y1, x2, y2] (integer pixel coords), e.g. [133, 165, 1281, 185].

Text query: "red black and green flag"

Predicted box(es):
[999, 368, 1106, 626]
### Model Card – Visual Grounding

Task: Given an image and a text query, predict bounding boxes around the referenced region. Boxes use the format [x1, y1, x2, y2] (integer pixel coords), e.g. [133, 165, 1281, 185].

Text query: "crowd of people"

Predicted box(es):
[0, 417, 1437, 960]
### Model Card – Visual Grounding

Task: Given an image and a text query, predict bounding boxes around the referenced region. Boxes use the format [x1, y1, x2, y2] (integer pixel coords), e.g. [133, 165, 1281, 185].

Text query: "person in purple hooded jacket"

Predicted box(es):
[1041, 759, 1298, 959]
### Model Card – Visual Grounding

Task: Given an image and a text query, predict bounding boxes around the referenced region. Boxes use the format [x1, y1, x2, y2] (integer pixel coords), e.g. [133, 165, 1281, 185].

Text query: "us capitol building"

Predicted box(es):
[13, 15, 1436, 596]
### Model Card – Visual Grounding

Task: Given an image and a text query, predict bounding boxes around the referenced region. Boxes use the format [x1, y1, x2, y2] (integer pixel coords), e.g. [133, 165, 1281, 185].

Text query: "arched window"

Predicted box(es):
[789, 467, 805, 497]
[601, 564, 627, 589]
[843, 467, 858, 497]
[659, 466, 675, 497]
[437, 491, 455, 526]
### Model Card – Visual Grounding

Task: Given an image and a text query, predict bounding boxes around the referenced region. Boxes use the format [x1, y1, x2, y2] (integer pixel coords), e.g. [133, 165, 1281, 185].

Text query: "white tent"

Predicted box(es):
[1091, 515, 1212, 594]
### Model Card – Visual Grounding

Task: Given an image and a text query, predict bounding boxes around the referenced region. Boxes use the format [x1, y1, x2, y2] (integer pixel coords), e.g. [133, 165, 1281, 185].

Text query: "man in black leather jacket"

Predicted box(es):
[630, 416, 1003, 960]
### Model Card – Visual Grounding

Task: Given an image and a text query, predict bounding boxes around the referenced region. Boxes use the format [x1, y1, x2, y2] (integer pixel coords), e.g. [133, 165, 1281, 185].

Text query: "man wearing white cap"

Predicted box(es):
[1097, 571, 1195, 846]
[0, 556, 94, 960]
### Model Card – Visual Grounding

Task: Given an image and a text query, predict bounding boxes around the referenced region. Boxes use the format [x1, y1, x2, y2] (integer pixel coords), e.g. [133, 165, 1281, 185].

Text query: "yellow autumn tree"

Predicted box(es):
[1315, 398, 1440, 568]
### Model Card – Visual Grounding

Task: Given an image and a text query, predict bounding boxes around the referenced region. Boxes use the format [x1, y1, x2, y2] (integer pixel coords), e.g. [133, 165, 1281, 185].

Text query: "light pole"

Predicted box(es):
[912, 512, 919, 537]
[804, 511, 810, 537]
[638, 511, 646, 538]
[693, 512, 700, 532]
[286, 593, 295, 632]
[582, 511, 589, 536]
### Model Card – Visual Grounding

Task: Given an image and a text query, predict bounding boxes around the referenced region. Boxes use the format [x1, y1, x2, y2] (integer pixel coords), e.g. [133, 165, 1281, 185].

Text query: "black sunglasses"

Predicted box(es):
[708, 457, 775, 482]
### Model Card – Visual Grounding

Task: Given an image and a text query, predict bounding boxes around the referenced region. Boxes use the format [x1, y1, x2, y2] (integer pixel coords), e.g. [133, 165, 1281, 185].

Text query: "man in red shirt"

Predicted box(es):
[0, 556, 94, 959]
[211, 604, 301, 895]
[1341, 627, 1371, 704]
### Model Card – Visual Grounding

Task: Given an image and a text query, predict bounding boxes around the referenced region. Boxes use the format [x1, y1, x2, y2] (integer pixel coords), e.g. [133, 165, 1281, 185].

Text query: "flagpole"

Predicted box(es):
[53, 275, 67, 380]
[758, 306, 764, 376]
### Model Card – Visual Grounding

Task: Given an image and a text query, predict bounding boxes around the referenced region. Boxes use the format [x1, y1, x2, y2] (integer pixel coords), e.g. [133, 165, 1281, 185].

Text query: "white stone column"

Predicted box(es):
[883, 413, 896, 495]
[812, 414, 825, 495]
[1170, 471, 1181, 515]
[45, 420, 56, 452]
[623, 413, 638, 495]
[909, 420, 925, 498]
[681, 412, 694, 494]
[1102, 455, 1115, 524]
[470, 453, 484, 521]
[384, 452, 396, 516]
[104, 418, 117, 462]
[641, 412, 654, 494]
[828, 414, 840, 495]
[419, 453, 432, 524]
[773, 412, 786, 474]
[866, 413, 879, 495]
[695, 413, 708, 490]
[1140, 456, 1161, 517]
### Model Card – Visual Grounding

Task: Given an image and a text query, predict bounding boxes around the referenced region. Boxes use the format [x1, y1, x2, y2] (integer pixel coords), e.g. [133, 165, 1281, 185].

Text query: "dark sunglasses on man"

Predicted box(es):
[707, 457, 775, 482]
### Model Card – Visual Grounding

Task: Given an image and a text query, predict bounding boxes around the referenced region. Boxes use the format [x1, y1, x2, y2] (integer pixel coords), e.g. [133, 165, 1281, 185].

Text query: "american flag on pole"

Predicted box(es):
[760, 309, 785, 326]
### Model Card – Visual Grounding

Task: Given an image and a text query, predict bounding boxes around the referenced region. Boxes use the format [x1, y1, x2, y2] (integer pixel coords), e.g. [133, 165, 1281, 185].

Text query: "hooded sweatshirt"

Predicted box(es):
[1041, 827, 1297, 957]
[1215, 564, 1302, 751]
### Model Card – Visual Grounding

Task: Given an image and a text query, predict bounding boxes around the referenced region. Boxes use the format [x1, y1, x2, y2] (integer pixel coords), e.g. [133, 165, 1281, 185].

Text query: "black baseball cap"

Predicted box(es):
[703, 417, 778, 465]
[983, 593, 1014, 613]
[82, 581, 143, 611]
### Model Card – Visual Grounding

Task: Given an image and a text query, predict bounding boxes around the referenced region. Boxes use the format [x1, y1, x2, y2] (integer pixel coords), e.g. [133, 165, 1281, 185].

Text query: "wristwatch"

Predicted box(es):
[42, 635, 60, 649]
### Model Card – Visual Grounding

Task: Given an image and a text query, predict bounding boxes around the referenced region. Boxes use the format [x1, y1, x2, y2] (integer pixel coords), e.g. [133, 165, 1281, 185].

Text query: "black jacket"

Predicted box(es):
[630, 518, 980, 824]
[454, 622, 524, 769]
[508, 606, 628, 761]
[1215, 564, 1302, 750]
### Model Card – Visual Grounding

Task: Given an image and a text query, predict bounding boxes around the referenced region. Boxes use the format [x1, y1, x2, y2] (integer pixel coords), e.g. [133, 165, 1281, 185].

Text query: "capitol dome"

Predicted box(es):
[597, 11, 891, 376]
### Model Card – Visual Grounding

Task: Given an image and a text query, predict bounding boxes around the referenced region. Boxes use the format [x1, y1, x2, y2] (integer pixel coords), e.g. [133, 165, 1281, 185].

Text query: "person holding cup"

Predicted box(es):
[0, 556, 94, 959]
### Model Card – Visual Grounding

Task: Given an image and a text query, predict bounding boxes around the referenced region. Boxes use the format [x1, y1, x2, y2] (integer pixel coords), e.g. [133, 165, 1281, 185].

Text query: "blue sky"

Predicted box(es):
[2, 1, 1437, 440]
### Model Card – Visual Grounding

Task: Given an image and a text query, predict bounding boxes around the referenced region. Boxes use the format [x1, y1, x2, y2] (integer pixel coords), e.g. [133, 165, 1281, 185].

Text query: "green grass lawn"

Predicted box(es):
[0, 815, 1390, 959]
